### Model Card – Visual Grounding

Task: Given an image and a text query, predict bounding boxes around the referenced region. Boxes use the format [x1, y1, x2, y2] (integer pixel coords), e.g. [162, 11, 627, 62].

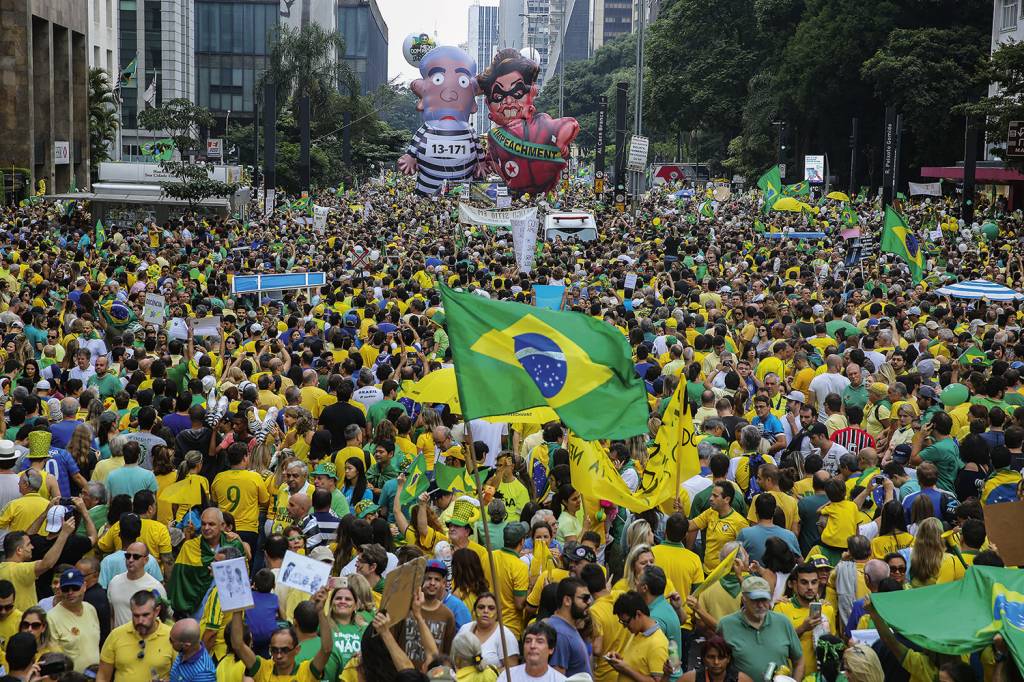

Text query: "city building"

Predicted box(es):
[336, 0, 389, 95]
[117, 0, 195, 159]
[0, 0, 90, 195]
[89, 0, 120, 74]
[194, 0, 279, 139]
[468, 2, 499, 135]
[497, 0, 523, 51]
[543, 0, 590, 88]
[592, 0, 633, 51]
[523, 0, 550, 87]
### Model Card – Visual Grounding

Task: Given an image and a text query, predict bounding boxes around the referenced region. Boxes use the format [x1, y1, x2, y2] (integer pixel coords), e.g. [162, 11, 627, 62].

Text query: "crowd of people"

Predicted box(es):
[0, 172, 1017, 682]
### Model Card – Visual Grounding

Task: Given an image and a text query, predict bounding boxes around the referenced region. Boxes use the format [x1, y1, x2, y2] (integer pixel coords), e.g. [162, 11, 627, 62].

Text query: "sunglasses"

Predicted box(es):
[0, 603, 13, 613]
[125, 552, 146, 561]
[137, 639, 146, 659]
[21, 621, 43, 630]
[269, 646, 295, 655]
[59, 585, 81, 593]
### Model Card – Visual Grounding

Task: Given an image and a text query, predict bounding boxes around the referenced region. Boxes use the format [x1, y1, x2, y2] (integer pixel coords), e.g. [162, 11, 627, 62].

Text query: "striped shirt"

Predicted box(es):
[831, 426, 876, 454]
[407, 121, 481, 195]
[169, 644, 217, 682]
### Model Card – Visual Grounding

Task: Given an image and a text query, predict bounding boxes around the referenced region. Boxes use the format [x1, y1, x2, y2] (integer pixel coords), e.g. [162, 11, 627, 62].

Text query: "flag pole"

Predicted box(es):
[462, 419, 514, 682]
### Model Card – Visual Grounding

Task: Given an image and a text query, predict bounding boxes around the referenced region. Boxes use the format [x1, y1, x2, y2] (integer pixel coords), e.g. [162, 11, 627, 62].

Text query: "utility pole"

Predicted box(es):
[848, 117, 858, 196]
[632, 0, 646, 198]
[558, 2, 565, 118]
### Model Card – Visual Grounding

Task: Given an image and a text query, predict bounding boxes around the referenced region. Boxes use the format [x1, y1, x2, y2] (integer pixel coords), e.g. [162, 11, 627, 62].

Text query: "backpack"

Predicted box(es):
[745, 452, 766, 502]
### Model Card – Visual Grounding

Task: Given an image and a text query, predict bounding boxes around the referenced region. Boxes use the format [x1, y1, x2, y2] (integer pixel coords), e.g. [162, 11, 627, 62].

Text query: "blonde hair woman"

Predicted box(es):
[612, 542, 677, 595]
[909, 517, 965, 587]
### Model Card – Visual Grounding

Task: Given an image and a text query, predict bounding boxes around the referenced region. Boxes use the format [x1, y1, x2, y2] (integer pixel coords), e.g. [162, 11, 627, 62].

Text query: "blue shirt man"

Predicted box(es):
[167, 620, 217, 682]
[545, 578, 592, 676]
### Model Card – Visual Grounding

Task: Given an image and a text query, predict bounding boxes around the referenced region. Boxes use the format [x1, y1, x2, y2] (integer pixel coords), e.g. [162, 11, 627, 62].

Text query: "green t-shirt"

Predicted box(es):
[717, 610, 803, 680]
[88, 372, 123, 399]
[841, 383, 869, 410]
[166, 361, 190, 393]
[690, 480, 747, 519]
[919, 437, 963, 493]
[320, 618, 371, 682]
[366, 399, 406, 429]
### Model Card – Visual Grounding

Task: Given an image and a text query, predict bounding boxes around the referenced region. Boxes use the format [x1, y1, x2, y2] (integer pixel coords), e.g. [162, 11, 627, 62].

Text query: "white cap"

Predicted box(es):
[250, 323, 264, 333]
[34, 380, 50, 391]
[45, 506, 66, 534]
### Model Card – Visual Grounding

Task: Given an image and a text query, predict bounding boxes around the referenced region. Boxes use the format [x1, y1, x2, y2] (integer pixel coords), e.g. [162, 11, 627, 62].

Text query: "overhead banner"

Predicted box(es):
[908, 181, 942, 197]
[457, 203, 536, 228]
[804, 155, 825, 184]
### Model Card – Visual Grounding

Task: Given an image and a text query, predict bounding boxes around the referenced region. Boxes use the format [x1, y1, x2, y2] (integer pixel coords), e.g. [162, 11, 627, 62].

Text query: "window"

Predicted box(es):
[1004, 0, 1018, 31]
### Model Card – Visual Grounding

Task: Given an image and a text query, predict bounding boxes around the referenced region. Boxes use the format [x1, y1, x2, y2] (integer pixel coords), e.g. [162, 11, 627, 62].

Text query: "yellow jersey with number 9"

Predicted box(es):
[211, 469, 271, 533]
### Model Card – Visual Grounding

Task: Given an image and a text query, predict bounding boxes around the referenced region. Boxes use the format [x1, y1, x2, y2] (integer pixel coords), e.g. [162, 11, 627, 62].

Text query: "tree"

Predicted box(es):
[862, 28, 986, 167]
[960, 40, 1024, 168]
[88, 68, 119, 177]
[137, 99, 239, 208]
[262, 23, 352, 190]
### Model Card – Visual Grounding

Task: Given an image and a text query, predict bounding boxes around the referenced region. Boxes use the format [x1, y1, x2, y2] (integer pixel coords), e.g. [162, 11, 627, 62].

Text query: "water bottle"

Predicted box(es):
[668, 639, 682, 675]
[763, 662, 777, 682]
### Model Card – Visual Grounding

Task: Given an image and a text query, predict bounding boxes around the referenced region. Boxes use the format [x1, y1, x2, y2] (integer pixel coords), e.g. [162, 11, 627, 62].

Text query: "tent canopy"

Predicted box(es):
[936, 279, 1024, 301]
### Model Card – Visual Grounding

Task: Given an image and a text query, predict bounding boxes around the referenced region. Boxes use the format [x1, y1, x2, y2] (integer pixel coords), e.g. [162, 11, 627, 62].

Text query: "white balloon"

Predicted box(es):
[403, 33, 437, 67]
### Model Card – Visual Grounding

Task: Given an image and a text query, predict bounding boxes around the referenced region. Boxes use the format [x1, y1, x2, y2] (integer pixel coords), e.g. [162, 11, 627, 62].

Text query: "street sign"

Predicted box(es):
[54, 141, 70, 165]
[207, 138, 223, 159]
[1009, 121, 1024, 157]
[627, 135, 649, 172]
[778, 163, 786, 179]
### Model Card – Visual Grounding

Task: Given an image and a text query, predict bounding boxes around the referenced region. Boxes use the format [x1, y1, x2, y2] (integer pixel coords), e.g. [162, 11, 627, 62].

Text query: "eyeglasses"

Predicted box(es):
[125, 553, 145, 561]
[21, 621, 43, 630]
[617, 614, 633, 627]
[269, 646, 295, 655]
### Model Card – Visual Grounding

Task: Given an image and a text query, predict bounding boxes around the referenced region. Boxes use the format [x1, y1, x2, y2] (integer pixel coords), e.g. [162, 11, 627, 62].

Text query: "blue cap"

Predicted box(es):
[59, 567, 84, 589]
[424, 559, 447, 577]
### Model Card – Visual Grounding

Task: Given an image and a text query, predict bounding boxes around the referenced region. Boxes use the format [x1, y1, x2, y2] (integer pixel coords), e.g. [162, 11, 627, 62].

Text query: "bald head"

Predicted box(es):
[170, 618, 201, 646]
[288, 493, 311, 521]
[826, 354, 843, 372]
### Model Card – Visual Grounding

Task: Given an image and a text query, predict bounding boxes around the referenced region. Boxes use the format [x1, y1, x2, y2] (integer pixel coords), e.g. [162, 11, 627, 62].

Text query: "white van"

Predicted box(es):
[544, 212, 598, 242]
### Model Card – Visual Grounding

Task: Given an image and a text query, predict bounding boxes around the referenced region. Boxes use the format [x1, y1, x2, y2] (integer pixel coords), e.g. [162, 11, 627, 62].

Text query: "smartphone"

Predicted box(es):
[328, 576, 346, 590]
[809, 601, 822, 619]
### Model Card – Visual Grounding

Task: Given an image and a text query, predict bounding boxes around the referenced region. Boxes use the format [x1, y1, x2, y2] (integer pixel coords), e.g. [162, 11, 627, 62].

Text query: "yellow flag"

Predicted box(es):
[568, 436, 675, 513]
[530, 537, 555, 581]
[654, 379, 700, 512]
[692, 546, 739, 597]
[157, 476, 205, 507]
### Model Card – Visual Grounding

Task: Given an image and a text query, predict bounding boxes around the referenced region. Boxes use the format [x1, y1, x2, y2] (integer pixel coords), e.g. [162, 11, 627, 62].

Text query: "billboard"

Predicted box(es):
[804, 155, 825, 184]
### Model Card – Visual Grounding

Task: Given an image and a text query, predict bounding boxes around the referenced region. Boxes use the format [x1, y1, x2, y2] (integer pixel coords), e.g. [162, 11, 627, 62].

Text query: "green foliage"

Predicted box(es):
[862, 28, 986, 166]
[960, 40, 1024, 168]
[137, 99, 239, 207]
[88, 68, 119, 175]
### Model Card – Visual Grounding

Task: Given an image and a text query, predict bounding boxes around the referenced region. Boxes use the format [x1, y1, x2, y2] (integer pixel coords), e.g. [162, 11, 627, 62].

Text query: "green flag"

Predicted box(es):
[95, 219, 106, 248]
[699, 200, 714, 218]
[399, 453, 429, 505]
[872, 566, 1024, 669]
[434, 462, 475, 494]
[782, 181, 810, 197]
[119, 56, 138, 87]
[880, 205, 924, 283]
[335, 182, 345, 197]
[439, 284, 649, 440]
[756, 166, 782, 214]
[841, 206, 858, 227]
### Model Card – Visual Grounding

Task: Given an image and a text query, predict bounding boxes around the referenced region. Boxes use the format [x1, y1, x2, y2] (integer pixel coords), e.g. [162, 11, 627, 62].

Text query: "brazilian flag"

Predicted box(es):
[400, 453, 429, 505]
[699, 200, 714, 218]
[782, 181, 810, 197]
[756, 166, 782, 214]
[981, 468, 1022, 505]
[841, 206, 858, 227]
[434, 461, 476, 494]
[95, 219, 106, 248]
[440, 284, 649, 440]
[880, 205, 924, 283]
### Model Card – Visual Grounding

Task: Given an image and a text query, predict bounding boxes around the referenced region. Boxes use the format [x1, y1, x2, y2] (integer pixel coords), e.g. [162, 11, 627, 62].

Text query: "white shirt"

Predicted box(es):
[456, 622, 520, 668]
[340, 552, 398, 577]
[107, 572, 166, 627]
[352, 386, 383, 409]
[507, 664, 566, 682]
[69, 365, 97, 384]
[462, 420, 508, 467]
[808, 372, 851, 418]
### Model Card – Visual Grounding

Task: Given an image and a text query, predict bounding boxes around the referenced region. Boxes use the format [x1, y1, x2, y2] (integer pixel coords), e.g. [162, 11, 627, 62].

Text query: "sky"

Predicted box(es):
[378, 0, 479, 84]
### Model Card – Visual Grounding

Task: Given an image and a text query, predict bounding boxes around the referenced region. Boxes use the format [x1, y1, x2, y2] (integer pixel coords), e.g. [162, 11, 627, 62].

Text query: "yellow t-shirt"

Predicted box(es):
[403, 525, 443, 553]
[211, 469, 272, 533]
[216, 655, 248, 682]
[97, 519, 172, 558]
[590, 591, 628, 682]
[0, 608, 21, 656]
[0, 493, 48, 535]
[774, 598, 836, 675]
[252, 657, 321, 682]
[154, 472, 178, 526]
[619, 625, 669, 681]
[756, 355, 785, 383]
[691, 508, 749, 572]
[747, 491, 798, 531]
[734, 454, 777, 494]
[491, 548, 529, 636]
[0, 561, 40, 611]
[819, 500, 860, 548]
[871, 532, 914, 559]
[650, 542, 704, 630]
[334, 447, 367, 476]
[99, 621, 174, 680]
[47, 601, 101, 671]
[200, 586, 233, 660]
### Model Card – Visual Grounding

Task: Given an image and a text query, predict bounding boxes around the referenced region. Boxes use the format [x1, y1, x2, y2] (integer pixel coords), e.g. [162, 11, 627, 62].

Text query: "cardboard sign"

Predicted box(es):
[984, 500, 1024, 567]
[313, 205, 329, 233]
[191, 316, 221, 338]
[211, 557, 254, 612]
[142, 293, 166, 326]
[379, 556, 426, 624]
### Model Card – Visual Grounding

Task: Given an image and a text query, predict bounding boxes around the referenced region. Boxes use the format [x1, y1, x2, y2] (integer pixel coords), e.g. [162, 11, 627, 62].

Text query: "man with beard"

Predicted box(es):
[545, 577, 591, 677]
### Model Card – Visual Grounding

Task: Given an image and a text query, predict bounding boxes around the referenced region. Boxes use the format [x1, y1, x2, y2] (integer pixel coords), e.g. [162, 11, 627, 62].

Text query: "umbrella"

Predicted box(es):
[935, 279, 1024, 301]
[405, 368, 459, 408]
[826, 191, 850, 202]
[826, 320, 861, 337]
[771, 197, 811, 213]
[376, 323, 398, 333]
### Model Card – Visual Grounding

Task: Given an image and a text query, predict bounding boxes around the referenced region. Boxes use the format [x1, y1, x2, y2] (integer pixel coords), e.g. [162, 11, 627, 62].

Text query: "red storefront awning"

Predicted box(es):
[921, 165, 1024, 183]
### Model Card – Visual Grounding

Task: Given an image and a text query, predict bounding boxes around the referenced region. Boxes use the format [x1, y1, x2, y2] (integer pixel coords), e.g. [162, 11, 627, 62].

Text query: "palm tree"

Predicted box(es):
[261, 23, 351, 190]
[88, 68, 119, 176]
